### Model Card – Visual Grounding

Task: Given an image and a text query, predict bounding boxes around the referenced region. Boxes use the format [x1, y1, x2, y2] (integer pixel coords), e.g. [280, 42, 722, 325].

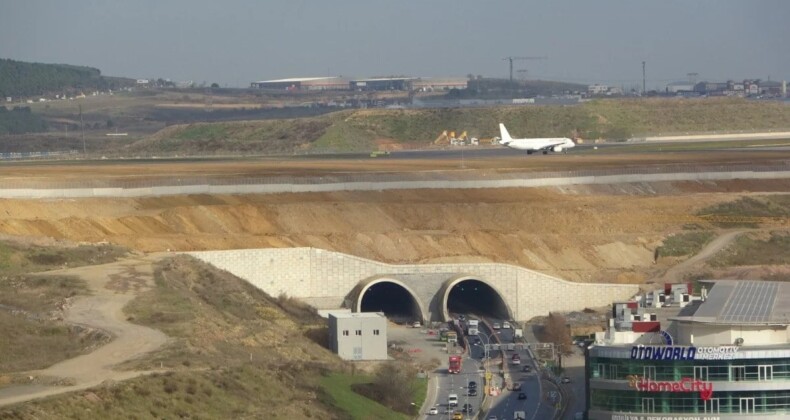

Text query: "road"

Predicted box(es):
[479, 320, 551, 420]
[429, 345, 485, 420]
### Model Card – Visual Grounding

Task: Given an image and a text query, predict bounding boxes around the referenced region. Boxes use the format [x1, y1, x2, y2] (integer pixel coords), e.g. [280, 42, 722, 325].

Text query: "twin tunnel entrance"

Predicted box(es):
[354, 276, 511, 323]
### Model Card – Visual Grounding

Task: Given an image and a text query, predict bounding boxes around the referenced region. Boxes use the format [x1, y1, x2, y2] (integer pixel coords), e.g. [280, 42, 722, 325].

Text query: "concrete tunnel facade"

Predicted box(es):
[186, 248, 640, 322]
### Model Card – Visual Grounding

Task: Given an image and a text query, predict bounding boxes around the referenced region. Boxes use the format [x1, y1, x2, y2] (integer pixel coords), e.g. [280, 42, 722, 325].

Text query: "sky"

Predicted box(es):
[1, 0, 788, 89]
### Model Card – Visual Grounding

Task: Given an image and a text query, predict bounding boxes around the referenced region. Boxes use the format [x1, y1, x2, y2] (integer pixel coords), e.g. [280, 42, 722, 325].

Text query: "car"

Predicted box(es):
[512, 382, 522, 391]
[511, 354, 521, 365]
[522, 365, 532, 372]
[462, 403, 473, 413]
[428, 406, 439, 415]
[412, 321, 421, 328]
[492, 322, 501, 330]
[518, 392, 527, 400]
[502, 321, 511, 329]
[448, 393, 458, 406]
[458, 315, 466, 321]
[468, 381, 477, 389]
[468, 388, 478, 396]
[452, 412, 464, 420]
[562, 376, 571, 384]
[473, 337, 482, 345]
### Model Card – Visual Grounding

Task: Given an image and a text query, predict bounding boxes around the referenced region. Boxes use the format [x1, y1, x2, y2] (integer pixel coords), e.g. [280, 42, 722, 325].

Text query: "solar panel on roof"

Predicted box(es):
[719, 282, 777, 323]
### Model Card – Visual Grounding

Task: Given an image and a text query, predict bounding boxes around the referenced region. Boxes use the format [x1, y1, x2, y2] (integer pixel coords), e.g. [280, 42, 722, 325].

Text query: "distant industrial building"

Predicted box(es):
[587, 84, 622, 96]
[328, 312, 388, 361]
[665, 79, 789, 97]
[586, 280, 790, 419]
[350, 77, 417, 91]
[666, 81, 696, 94]
[250, 77, 349, 91]
[250, 76, 468, 92]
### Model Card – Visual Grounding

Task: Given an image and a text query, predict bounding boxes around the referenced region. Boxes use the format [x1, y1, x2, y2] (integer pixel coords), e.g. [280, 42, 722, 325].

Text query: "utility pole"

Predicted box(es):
[642, 61, 646, 95]
[503, 56, 548, 84]
[79, 104, 86, 154]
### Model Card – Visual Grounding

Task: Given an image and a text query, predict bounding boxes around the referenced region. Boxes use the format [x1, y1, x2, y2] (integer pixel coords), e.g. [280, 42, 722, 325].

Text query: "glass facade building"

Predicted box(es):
[587, 346, 790, 418]
[585, 280, 790, 419]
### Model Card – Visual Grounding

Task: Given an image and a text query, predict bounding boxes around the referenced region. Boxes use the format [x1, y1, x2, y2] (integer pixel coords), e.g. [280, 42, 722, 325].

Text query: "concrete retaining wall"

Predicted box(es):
[186, 248, 638, 322]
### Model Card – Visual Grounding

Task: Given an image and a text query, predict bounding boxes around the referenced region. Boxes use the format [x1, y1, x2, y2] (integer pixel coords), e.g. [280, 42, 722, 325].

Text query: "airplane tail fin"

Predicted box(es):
[498, 123, 512, 144]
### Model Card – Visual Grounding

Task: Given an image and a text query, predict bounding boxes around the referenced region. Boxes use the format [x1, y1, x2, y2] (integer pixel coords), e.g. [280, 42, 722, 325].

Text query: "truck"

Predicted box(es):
[448, 355, 462, 374]
[513, 411, 526, 420]
[446, 331, 458, 344]
[467, 319, 479, 336]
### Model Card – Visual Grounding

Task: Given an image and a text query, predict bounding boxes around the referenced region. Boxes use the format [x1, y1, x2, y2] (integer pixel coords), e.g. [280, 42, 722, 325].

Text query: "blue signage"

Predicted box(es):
[630, 345, 696, 361]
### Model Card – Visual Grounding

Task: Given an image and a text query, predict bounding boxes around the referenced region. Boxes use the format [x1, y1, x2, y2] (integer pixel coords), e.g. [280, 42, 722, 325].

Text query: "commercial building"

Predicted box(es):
[250, 77, 349, 91]
[350, 77, 417, 91]
[586, 280, 790, 419]
[328, 312, 388, 361]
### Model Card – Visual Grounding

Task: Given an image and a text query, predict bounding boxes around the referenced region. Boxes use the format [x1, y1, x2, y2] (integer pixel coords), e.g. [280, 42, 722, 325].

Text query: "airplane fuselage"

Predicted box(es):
[498, 123, 576, 153]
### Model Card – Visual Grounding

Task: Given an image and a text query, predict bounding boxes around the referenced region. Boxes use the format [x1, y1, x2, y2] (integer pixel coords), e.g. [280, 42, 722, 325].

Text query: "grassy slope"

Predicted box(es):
[130, 98, 790, 154]
[1, 256, 404, 419]
[0, 242, 127, 374]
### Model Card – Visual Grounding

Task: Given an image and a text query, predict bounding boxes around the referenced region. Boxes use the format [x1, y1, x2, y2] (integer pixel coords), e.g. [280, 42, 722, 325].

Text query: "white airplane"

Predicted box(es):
[498, 123, 576, 155]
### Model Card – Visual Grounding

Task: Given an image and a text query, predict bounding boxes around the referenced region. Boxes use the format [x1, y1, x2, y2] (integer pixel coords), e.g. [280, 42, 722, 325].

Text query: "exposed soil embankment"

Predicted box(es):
[0, 179, 788, 283]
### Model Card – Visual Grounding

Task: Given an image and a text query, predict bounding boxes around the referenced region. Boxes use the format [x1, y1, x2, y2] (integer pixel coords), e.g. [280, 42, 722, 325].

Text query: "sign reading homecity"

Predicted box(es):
[630, 345, 738, 361]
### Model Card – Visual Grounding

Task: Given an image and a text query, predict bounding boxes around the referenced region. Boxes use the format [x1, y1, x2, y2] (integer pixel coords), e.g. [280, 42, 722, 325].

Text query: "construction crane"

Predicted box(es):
[503, 56, 548, 83]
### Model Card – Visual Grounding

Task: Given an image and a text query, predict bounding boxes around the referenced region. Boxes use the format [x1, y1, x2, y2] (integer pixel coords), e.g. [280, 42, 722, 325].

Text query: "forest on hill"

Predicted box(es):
[0, 58, 134, 98]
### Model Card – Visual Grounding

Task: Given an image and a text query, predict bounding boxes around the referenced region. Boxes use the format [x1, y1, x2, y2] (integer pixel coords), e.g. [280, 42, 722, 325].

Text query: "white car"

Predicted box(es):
[502, 321, 511, 329]
[428, 406, 439, 415]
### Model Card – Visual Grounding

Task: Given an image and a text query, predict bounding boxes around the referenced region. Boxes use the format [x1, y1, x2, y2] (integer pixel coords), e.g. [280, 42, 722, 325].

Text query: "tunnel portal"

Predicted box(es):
[445, 279, 510, 320]
[358, 280, 423, 323]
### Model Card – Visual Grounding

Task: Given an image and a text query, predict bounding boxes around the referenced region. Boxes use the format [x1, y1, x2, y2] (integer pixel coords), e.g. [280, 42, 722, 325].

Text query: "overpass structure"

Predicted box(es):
[186, 248, 638, 322]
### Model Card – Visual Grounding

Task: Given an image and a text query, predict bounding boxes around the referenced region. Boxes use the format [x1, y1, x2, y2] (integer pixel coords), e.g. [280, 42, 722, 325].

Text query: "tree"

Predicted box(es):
[543, 312, 573, 355]
[210, 82, 219, 88]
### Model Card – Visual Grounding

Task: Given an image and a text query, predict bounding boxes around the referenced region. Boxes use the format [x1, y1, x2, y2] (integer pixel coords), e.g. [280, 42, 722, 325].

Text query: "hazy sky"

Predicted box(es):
[1, 0, 788, 88]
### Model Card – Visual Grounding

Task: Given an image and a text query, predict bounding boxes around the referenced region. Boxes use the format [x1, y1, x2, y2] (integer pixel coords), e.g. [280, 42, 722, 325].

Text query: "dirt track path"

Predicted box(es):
[657, 229, 748, 283]
[0, 254, 169, 407]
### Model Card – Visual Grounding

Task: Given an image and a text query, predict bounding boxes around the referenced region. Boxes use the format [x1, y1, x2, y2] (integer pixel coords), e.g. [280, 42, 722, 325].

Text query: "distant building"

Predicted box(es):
[350, 77, 417, 91]
[588, 84, 610, 95]
[250, 77, 349, 91]
[136, 79, 149, 85]
[758, 80, 783, 96]
[411, 77, 468, 91]
[328, 312, 387, 361]
[666, 81, 696, 94]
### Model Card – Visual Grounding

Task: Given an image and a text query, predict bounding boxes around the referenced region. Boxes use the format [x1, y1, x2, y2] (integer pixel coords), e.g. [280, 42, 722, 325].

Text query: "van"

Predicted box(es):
[448, 393, 458, 407]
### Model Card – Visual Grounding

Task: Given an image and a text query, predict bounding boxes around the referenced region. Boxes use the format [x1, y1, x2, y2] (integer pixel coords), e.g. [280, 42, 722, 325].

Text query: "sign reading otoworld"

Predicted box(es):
[630, 345, 738, 361]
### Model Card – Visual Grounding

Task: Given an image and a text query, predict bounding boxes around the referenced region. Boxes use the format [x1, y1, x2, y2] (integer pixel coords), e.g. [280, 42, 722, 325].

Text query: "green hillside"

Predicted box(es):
[0, 106, 47, 135]
[131, 98, 790, 154]
[0, 58, 134, 98]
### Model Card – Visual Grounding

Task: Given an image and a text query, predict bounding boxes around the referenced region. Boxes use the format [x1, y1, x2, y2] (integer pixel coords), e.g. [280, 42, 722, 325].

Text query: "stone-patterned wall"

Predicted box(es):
[186, 248, 638, 321]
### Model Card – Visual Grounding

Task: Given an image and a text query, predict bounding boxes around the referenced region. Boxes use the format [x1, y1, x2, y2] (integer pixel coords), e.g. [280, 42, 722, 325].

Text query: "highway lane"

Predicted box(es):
[426, 324, 484, 419]
[480, 320, 555, 420]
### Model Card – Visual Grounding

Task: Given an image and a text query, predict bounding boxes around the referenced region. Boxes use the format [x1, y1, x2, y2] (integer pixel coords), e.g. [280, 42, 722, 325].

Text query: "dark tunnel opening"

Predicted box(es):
[359, 282, 422, 323]
[447, 279, 510, 320]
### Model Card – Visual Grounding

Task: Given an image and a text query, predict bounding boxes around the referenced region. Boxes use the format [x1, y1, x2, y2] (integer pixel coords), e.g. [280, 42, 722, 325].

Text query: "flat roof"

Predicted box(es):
[330, 311, 385, 319]
[253, 77, 340, 84]
[351, 77, 418, 82]
[673, 280, 790, 325]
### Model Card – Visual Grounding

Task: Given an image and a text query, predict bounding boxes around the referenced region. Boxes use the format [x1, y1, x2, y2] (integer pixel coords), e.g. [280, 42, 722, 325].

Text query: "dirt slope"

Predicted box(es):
[0, 180, 786, 283]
